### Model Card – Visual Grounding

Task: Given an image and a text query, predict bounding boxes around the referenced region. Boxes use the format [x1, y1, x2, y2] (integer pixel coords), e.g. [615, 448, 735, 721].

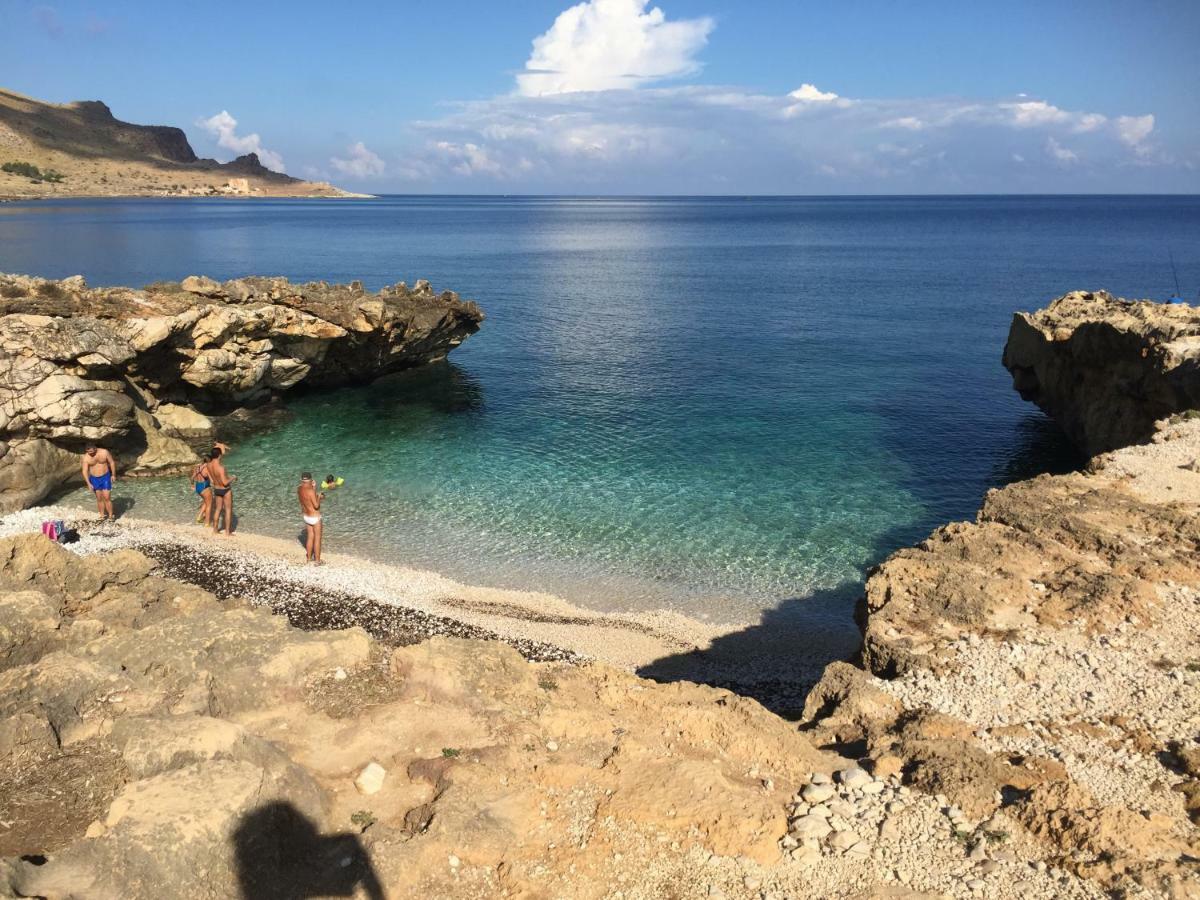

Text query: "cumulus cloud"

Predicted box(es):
[376, 0, 1186, 191]
[330, 141, 386, 178]
[1116, 114, 1155, 156]
[1045, 137, 1079, 164]
[517, 0, 714, 96]
[197, 111, 286, 173]
[394, 85, 1171, 192]
[789, 84, 841, 103]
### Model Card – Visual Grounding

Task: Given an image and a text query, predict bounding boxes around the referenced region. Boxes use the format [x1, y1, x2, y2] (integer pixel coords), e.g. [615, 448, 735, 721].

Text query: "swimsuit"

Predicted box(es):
[88, 472, 112, 492]
[303, 514, 322, 526]
[211, 486, 230, 497]
[194, 480, 210, 495]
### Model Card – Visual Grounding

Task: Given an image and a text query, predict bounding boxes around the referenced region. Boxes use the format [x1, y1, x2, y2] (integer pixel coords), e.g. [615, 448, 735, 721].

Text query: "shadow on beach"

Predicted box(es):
[637, 520, 929, 718]
[637, 580, 864, 719]
[232, 801, 385, 900]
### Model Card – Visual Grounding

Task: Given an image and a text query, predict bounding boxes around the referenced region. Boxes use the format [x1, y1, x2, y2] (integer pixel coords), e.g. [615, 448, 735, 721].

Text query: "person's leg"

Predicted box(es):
[304, 523, 315, 561]
[211, 492, 223, 534]
[223, 491, 234, 536]
[100, 490, 114, 519]
[314, 520, 323, 563]
[92, 483, 103, 516]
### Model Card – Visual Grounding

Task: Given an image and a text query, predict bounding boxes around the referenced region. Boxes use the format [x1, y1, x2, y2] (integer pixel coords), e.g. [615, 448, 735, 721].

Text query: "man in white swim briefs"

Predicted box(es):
[298, 472, 325, 565]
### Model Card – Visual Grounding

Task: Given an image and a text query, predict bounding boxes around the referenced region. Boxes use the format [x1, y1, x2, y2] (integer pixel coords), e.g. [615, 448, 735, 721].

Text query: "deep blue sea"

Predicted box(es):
[2, 195, 1196, 623]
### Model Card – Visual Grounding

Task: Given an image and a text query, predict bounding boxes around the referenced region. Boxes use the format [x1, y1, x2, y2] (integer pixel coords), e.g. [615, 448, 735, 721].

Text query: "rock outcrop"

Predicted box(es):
[0, 534, 836, 899]
[804, 417, 1200, 897]
[1003, 290, 1200, 454]
[0, 272, 483, 510]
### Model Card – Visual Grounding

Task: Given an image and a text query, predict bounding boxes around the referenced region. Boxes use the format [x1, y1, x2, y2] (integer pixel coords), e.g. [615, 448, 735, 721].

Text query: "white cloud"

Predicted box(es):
[434, 141, 504, 177]
[330, 141, 386, 178]
[789, 84, 840, 103]
[197, 111, 286, 173]
[1045, 137, 1078, 164]
[1116, 114, 1155, 153]
[1002, 100, 1071, 128]
[393, 84, 1175, 192]
[517, 0, 714, 96]
[883, 116, 925, 131]
[379, 5, 1186, 192]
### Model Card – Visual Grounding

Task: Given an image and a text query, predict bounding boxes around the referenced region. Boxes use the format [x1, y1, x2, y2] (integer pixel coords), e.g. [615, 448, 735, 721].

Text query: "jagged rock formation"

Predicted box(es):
[0, 88, 359, 198]
[1003, 290, 1200, 454]
[0, 273, 483, 510]
[803, 417, 1200, 897]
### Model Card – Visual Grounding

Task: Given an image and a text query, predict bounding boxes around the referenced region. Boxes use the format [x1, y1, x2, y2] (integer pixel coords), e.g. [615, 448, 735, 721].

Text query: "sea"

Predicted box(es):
[2, 195, 1196, 625]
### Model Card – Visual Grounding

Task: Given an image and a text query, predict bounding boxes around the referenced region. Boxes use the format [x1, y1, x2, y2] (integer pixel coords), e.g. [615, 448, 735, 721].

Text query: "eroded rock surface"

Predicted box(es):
[0, 533, 1119, 899]
[804, 419, 1200, 897]
[1003, 291, 1200, 454]
[0, 273, 483, 510]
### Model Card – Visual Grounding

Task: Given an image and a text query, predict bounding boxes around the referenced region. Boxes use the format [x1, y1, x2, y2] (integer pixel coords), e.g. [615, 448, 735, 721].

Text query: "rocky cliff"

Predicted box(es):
[0, 88, 359, 199]
[0, 273, 483, 511]
[1002, 290, 1200, 454]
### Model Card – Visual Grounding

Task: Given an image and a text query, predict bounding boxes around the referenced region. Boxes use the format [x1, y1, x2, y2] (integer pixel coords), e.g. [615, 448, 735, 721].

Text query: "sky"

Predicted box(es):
[3, 0, 1199, 194]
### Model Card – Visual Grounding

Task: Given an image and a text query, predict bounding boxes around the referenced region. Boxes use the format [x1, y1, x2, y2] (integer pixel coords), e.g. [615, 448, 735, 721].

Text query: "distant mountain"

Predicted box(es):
[0, 89, 364, 199]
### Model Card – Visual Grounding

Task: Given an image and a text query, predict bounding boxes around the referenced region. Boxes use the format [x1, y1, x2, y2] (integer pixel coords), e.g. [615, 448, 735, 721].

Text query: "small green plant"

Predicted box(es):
[441, 747, 461, 758]
[1187, 661, 1200, 673]
[1, 161, 65, 182]
[350, 809, 376, 831]
[984, 829, 1010, 844]
[538, 676, 558, 691]
[952, 828, 972, 844]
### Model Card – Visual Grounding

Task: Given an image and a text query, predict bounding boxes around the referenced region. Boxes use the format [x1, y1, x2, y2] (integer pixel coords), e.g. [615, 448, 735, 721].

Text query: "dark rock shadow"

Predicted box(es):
[111, 496, 136, 518]
[232, 801, 385, 900]
[638, 580, 864, 720]
[638, 521, 926, 719]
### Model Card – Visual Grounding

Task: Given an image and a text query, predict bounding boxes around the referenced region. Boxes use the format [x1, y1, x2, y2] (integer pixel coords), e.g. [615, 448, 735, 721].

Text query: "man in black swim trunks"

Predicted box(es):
[207, 446, 237, 536]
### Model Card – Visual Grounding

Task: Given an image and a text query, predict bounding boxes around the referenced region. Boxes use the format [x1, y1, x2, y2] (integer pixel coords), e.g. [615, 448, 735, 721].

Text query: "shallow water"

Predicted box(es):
[4, 195, 1196, 623]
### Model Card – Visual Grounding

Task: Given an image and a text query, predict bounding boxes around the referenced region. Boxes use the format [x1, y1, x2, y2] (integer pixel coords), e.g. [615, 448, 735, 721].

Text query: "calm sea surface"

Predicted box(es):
[2, 195, 1196, 623]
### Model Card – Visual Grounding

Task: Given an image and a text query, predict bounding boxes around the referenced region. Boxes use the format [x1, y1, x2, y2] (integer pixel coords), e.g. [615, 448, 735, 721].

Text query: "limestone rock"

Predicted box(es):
[1003, 290, 1200, 453]
[0, 272, 484, 510]
[354, 762, 387, 795]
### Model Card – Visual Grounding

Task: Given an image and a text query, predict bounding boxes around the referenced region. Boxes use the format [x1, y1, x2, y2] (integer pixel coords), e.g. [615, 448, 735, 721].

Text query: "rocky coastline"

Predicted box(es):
[1002, 290, 1200, 454]
[0, 272, 483, 511]
[0, 292, 1197, 898]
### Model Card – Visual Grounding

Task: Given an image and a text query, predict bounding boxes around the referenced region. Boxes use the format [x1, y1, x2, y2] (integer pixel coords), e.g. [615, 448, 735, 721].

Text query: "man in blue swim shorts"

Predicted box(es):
[81, 443, 117, 521]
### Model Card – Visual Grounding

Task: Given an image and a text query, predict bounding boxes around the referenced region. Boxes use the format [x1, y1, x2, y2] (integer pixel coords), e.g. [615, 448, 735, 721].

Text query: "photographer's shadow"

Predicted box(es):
[233, 801, 385, 900]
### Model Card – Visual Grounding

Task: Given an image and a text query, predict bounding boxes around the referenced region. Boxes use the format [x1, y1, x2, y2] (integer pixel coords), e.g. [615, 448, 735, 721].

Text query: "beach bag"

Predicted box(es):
[41, 519, 66, 541]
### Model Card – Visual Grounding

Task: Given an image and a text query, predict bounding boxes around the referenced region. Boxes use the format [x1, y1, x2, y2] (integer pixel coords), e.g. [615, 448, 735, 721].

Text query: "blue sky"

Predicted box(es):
[4, 0, 1198, 193]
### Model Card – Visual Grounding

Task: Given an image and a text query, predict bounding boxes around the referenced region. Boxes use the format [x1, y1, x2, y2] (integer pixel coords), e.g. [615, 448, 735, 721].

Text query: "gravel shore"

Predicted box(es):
[0, 507, 852, 707]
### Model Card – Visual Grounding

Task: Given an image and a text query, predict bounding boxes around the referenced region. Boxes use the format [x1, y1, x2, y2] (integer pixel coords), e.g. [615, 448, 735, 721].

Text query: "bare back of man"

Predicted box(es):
[297, 474, 324, 564]
[81, 445, 117, 520]
[207, 449, 237, 536]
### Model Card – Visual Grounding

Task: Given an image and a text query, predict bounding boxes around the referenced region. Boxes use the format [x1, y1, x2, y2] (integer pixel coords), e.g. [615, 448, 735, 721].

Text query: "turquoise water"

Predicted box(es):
[2, 195, 1196, 622]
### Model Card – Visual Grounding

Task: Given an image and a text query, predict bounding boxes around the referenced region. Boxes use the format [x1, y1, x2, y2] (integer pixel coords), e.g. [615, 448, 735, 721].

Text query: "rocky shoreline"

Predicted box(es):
[0, 272, 483, 511]
[0, 291, 1197, 898]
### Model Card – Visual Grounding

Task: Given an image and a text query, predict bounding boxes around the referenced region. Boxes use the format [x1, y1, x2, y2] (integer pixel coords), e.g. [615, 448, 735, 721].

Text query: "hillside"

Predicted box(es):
[0, 89, 362, 199]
